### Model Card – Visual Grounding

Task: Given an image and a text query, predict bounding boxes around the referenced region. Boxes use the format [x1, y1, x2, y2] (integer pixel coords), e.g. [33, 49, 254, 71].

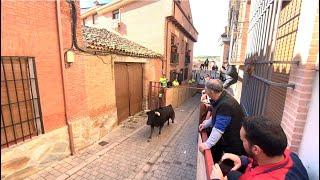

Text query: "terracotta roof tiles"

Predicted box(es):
[82, 26, 163, 58]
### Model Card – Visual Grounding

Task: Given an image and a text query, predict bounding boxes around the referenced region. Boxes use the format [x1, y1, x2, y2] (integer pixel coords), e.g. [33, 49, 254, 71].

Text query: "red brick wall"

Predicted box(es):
[281, 7, 319, 152]
[1, 1, 67, 132]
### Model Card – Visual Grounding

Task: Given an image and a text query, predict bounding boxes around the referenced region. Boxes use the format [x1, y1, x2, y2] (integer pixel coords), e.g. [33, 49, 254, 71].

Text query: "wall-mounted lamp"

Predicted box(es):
[65, 50, 75, 63]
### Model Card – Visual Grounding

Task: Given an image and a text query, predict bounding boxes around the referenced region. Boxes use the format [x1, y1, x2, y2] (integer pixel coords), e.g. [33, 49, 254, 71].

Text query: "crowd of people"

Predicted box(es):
[198, 76, 309, 179]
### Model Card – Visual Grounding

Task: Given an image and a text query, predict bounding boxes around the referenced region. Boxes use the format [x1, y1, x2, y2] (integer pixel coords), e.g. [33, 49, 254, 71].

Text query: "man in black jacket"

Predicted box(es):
[199, 79, 246, 162]
[223, 64, 238, 89]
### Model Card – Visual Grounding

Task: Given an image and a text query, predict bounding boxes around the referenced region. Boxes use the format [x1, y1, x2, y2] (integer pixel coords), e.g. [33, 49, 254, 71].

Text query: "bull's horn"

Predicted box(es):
[144, 109, 151, 113]
[155, 111, 160, 116]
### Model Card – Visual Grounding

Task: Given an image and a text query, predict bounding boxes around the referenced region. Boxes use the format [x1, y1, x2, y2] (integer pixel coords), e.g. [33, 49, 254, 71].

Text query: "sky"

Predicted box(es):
[80, 0, 111, 8]
[189, 0, 229, 57]
[80, 0, 229, 57]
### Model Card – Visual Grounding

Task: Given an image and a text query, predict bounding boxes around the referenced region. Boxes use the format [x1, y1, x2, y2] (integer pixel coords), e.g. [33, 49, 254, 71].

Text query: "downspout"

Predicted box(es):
[228, 11, 235, 64]
[56, 0, 75, 155]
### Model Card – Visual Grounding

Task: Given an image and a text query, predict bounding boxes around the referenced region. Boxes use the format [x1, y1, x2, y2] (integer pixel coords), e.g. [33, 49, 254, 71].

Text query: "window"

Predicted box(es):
[185, 42, 189, 53]
[92, 13, 98, 24]
[170, 70, 177, 82]
[1, 56, 43, 148]
[83, 17, 87, 26]
[184, 68, 189, 80]
[185, 43, 190, 64]
[112, 9, 120, 20]
[171, 34, 176, 46]
[171, 34, 179, 63]
[177, 69, 184, 83]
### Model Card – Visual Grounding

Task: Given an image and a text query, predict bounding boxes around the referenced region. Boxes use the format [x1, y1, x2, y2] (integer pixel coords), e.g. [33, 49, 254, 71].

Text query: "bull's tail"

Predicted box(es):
[171, 110, 175, 123]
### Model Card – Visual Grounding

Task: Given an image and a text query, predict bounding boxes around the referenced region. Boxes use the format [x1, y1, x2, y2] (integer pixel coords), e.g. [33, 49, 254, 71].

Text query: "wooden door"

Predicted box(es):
[115, 63, 130, 123]
[127, 63, 143, 116]
[115, 63, 143, 123]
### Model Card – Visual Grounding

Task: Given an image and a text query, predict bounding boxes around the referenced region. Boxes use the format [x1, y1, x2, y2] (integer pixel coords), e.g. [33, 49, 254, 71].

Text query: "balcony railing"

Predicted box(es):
[171, 52, 179, 64]
[185, 55, 190, 64]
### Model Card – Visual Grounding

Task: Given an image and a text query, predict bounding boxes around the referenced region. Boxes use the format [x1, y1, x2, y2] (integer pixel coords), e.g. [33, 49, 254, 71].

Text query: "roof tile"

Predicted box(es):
[82, 26, 163, 58]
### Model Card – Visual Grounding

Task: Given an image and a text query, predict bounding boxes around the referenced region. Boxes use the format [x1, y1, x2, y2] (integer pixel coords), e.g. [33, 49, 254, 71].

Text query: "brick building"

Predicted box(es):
[1, 0, 162, 178]
[80, 0, 198, 83]
[222, 0, 319, 178]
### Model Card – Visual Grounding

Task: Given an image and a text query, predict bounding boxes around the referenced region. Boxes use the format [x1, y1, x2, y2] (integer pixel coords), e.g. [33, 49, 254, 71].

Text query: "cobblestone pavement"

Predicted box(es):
[143, 102, 199, 180]
[27, 94, 200, 180]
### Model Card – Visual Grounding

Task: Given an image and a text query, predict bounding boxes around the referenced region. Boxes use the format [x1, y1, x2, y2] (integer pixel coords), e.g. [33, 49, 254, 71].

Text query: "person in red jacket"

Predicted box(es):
[210, 116, 309, 180]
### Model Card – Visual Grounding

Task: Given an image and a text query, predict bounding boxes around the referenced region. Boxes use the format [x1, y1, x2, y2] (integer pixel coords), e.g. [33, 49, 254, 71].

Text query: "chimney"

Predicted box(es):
[93, 0, 99, 6]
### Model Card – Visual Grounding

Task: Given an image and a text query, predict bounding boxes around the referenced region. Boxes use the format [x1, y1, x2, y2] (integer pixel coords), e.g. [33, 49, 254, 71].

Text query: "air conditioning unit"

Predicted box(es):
[111, 19, 120, 30]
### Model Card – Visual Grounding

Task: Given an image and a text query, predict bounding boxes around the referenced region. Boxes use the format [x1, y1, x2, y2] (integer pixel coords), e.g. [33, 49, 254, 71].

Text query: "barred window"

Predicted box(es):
[1, 56, 43, 148]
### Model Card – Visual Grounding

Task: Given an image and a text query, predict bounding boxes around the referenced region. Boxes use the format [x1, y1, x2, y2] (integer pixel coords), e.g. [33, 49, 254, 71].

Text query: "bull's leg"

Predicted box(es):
[167, 119, 170, 126]
[149, 125, 154, 139]
[159, 125, 163, 135]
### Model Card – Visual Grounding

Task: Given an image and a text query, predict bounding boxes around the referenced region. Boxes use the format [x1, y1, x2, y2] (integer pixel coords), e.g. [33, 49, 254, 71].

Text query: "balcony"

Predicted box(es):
[166, 2, 198, 42]
[171, 52, 179, 64]
[185, 55, 190, 64]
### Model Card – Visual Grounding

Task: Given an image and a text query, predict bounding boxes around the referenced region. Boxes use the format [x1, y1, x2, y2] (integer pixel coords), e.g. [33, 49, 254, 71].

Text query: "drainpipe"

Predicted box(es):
[56, 0, 75, 155]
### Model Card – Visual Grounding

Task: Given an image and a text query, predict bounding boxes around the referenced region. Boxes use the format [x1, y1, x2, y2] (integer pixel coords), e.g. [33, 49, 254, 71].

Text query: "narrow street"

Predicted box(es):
[143, 100, 199, 180]
[26, 95, 200, 180]
[2, 0, 318, 179]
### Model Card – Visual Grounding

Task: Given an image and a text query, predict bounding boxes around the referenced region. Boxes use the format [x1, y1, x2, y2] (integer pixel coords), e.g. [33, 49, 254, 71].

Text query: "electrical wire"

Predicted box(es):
[66, 0, 162, 61]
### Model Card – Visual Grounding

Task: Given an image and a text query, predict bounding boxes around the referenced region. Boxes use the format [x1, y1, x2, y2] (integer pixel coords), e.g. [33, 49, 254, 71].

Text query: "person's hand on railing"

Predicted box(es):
[199, 119, 209, 131]
[221, 153, 242, 171]
[199, 123, 205, 132]
[199, 142, 210, 153]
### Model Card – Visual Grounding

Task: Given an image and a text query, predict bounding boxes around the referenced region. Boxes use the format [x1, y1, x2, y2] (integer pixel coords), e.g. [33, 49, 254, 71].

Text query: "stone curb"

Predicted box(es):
[133, 101, 200, 180]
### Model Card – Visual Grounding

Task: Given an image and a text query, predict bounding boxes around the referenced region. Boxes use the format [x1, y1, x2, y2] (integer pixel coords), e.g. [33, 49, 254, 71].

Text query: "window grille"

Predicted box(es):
[1, 56, 43, 148]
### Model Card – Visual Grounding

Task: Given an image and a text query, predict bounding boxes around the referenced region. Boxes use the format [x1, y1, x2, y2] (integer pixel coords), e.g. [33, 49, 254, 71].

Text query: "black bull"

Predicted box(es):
[146, 105, 175, 139]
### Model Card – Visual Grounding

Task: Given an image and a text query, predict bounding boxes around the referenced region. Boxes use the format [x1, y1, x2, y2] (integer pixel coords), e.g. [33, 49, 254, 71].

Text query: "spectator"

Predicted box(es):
[204, 58, 209, 70]
[199, 79, 246, 162]
[211, 61, 218, 71]
[219, 62, 227, 82]
[211, 116, 309, 180]
[219, 63, 238, 96]
[199, 75, 212, 124]
[204, 74, 211, 82]
[223, 64, 238, 89]
[211, 61, 219, 79]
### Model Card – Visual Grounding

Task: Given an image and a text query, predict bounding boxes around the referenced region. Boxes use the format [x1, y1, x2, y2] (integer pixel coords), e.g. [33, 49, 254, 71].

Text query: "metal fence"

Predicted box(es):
[148, 81, 166, 110]
[240, 60, 296, 120]
[1, 56, 43, 148]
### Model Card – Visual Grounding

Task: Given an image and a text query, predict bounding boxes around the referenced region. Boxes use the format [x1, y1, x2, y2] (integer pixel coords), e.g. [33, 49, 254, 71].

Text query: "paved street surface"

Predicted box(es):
[143, 101, 199, 180]
[27, 94, 200, 180]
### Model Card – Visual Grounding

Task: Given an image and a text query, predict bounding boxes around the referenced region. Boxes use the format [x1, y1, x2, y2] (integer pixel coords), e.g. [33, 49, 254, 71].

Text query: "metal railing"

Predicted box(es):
[185, 55, 190, 64]
[148, 81, 166, 110]
[198, 131, 214, 180]
[170, 52, 179, 64]
[1, 56, 43, 148]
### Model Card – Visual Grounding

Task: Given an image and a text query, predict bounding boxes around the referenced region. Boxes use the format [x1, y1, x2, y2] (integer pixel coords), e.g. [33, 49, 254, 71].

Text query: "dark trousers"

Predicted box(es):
[223, 78, 237, 89]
